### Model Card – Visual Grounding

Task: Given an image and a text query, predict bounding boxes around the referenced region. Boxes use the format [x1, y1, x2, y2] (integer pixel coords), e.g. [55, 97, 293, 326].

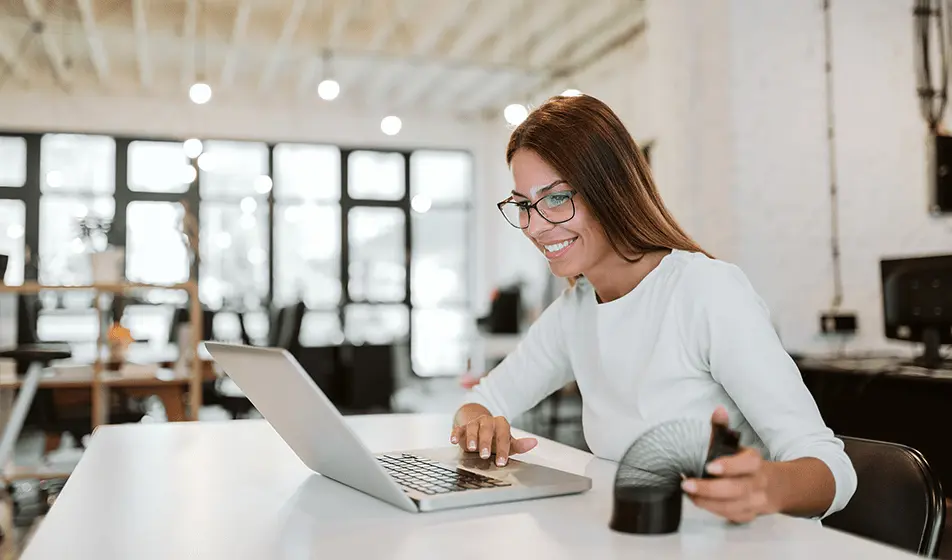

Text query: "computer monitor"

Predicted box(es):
[881, 253, 952, 368]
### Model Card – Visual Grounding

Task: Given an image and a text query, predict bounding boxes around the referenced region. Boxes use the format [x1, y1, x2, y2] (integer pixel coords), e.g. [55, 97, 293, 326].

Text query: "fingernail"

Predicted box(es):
[497, 457, 506, 466]
[681, 480, 697, 493]
[706, 462, 723, 475]
[450, 436, 458, 444]
[480, 448, 490, 459]
[468, 441, 476, 451]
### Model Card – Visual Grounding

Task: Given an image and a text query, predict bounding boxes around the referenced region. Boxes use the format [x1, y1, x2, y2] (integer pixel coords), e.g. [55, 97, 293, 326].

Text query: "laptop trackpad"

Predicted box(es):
[404, 447, 577, 487]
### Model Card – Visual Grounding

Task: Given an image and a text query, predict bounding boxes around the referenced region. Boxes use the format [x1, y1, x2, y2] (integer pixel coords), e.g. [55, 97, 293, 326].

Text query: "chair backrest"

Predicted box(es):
[823, 436, 945, 557]
[270, 302, 305, 351]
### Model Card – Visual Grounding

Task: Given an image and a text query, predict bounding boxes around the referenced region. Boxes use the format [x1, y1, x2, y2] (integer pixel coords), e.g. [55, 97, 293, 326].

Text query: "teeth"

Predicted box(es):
[544, 239, 575, 253]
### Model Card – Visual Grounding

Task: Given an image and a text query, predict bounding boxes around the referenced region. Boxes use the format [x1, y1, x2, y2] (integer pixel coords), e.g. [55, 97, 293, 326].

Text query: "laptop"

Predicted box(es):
[204, 342, 592, 513]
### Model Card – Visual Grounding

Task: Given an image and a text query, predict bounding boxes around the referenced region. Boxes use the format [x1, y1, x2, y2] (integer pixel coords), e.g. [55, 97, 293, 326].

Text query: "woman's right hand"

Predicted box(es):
[450, 415, 538, 467]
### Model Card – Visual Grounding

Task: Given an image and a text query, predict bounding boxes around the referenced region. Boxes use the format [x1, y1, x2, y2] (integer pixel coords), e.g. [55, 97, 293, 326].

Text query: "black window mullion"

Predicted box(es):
[267, 143, 275, 309]
[111, 137, 130, 253]
[339, 149, 350, 333]
[23, 133, 41, 281]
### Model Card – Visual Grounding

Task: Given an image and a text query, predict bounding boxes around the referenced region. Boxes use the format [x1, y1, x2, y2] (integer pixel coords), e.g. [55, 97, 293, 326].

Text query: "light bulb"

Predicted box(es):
[561, 89, 582, 97]
[182, 165, 197, 184]
[381, 115, 402, 136]
[411, 194, 432, 214]
[254, 175, 273, 194]
[240, 197, 257, 214]
[504, 103, 528, 126]
[189, 82, 212, 104]
[183, 138, 203, 158]
[318, 79, 340, 101]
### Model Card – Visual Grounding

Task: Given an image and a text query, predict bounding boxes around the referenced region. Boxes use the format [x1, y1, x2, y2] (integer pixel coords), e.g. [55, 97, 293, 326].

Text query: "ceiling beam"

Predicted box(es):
[258, 0, 308, 92]
[0, 32, 32, 84]
[22, 0, 70, 87]
[220, 0, 252, 88]
[75, 0, 110, 83]
[296, 0, 363, 97]
[338, 0, 421, 101]
[181, 0, 198, 85]
[369, 0, 476, 108]
[132, 0, 152, 88]
[412, 1, 531, 110]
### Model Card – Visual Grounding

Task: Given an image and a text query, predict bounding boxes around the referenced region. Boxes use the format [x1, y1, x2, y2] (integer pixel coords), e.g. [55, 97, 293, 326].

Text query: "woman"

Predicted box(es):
[451, 94, 856, 522]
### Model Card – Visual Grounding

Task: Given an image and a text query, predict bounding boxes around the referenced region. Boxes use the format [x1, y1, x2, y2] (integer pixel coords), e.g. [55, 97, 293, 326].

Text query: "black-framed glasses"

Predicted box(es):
[497, 184, 577, 229]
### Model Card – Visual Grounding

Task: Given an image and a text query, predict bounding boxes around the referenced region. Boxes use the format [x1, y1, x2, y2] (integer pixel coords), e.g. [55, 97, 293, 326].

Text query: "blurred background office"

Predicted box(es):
[2, 0, 952, 557]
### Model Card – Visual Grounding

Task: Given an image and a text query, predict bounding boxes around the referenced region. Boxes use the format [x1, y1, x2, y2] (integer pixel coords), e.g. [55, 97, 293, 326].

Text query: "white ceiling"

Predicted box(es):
[0, 0, 645, 119]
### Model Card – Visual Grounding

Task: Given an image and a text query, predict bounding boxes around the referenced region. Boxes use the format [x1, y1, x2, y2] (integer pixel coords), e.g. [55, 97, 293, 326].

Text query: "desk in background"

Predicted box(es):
[20, 414, 918, 559]
[797, 354, 952, 495]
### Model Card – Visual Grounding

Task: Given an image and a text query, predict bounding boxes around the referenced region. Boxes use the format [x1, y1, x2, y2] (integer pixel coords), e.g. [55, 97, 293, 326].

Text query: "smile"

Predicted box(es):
[542, 237, 577, 258]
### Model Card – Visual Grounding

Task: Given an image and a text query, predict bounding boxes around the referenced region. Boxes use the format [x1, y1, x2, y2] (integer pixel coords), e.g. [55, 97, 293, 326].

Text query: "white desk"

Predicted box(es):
[21, 414, 917, 559]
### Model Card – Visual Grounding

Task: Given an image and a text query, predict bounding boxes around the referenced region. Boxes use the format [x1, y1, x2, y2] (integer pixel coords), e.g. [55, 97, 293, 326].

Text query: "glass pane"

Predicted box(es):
[37, 309, 99, 342]
[199, 202, 269, 309]
[348, 151, 405, 200]
[348, 207, 405, 302]
[128, 141, 193, 193]
[121, 304, 174, 343]
[0, 200, 25, 285]
[410, 150, 472, 204]
[199, 140, 269, 199]
[41, 134, 115, 193]
[344, 304, 408, 345]
[0, 136, 26, 187]
[300, 311, 344, 346]
[242, 309, 269, 346]
[412, 308, 471, 376]
[39, 196, 116, 285]
[126, 202, 190, 285]
[411, 209, 468, 307]
[274, 204, 340, 308]
[274, 144, 340, 201]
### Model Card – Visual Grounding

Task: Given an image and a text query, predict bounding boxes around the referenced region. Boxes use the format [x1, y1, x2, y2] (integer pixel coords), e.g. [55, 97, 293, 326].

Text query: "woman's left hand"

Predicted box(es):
[680, 407, 779, 523]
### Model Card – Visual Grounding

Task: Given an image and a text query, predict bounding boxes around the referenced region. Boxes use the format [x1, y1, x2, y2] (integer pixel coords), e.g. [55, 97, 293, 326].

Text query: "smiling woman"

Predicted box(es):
[454, 94, 858, 525]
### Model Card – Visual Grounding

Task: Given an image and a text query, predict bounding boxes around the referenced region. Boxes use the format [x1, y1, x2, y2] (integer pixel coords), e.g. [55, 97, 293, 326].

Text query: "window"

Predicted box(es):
[348, 207, 406, 302]
[0, 200, 25, 285]
[8, 131, 474, 378]
[199, 140, 270, 310]
[128, 141, 193, 193]
[40, 134, 115, 193]
[348, 151, 405, 201]
[0, 136, 26, 187]
[409, 150, 473, 376]
[126, 202, 190, 285]
[39, 196, 115, 286]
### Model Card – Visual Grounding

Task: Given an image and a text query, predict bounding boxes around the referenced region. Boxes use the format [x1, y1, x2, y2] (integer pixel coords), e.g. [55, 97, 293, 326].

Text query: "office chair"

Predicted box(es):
[823, 436, 945, 557]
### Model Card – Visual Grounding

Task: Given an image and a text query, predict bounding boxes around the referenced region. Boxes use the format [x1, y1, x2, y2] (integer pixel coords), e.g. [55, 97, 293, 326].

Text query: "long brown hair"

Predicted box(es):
[506, 94, 710, 262]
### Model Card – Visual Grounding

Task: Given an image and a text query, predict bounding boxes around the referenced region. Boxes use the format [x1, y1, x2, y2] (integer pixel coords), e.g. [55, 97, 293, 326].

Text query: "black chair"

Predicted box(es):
[823, 436, 945, 557]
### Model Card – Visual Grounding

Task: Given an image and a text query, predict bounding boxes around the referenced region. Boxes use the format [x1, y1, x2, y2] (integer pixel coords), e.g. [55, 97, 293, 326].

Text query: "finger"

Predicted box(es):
[706, 448, 761, 476]
[465, 421, 480, 453]
[449, 425, 461, 445]
[711, 405, 730, 426]
[510, 437, 538, 454]
[477, 416, 495, 459]
[494, 418, 511, 466]
[689, 495, 757, 524]
[681, 477, 747, 501]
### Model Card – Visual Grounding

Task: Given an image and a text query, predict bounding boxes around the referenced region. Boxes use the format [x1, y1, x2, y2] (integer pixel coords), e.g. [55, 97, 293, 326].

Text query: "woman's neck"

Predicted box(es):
[585, 249, 672, 303]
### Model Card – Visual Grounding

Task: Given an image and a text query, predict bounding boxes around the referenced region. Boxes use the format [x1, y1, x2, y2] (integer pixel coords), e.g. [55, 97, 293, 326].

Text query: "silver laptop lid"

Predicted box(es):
[203, 342, 417, 512]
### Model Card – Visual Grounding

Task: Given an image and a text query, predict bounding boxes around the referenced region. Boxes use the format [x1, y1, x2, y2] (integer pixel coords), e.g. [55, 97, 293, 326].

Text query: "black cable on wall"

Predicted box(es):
[914, 0, 950, 132]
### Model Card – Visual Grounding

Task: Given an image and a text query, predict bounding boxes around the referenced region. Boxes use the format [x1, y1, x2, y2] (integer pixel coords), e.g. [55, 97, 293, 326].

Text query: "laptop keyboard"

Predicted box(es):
[377, 453, 512, 495]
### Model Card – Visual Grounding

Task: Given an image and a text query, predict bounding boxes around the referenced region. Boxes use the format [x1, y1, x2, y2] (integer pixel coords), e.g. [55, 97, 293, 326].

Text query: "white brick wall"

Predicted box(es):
[603, 0, 952, 354]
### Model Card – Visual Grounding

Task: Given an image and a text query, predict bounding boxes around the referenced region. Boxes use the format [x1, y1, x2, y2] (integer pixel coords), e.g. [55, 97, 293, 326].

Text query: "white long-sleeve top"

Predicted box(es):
[463, 249, 856, 518]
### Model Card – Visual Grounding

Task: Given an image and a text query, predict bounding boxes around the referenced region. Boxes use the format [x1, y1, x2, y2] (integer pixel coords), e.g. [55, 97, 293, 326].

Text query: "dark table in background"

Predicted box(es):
[796, 354, 952, 493]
